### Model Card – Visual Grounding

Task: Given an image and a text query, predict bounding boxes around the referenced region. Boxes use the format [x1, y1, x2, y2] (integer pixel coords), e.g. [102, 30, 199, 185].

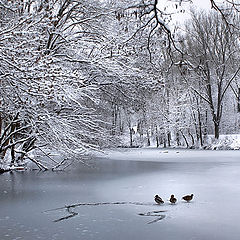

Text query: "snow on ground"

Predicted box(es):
[207, 134, 240, 150]
[120, 134, 240, 150]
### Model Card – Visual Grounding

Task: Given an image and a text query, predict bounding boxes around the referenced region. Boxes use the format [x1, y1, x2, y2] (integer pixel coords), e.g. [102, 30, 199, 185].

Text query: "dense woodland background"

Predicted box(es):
[1, 0, 240, 170]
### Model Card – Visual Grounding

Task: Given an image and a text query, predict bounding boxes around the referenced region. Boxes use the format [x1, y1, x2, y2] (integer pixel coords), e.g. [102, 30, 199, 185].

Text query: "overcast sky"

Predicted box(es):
[157, 0, 213, 27]
[157, 0, 212, 9]
[191, 0, 212, 9]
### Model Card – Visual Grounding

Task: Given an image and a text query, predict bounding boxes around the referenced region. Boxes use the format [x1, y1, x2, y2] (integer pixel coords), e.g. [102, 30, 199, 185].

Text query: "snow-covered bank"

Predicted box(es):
[206, 134, 240, 150]
[120, 134, 240, 151]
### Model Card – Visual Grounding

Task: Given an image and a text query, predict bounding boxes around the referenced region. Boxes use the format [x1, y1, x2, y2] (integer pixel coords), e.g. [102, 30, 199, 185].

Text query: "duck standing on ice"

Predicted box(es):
[154, 195, 164, 204]
[169, 194, 177, 204]
[182, 194, 194, 202]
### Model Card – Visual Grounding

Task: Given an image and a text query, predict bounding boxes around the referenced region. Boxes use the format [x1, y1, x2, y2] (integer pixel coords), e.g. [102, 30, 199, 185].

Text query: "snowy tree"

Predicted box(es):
[178, 10, 240, 139]
[0, 0, 127, 170]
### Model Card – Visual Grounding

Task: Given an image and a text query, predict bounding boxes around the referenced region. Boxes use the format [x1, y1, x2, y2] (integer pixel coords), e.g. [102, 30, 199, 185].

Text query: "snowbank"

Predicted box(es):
[119, 133, 240, 150]
[206, 134, 240, 150]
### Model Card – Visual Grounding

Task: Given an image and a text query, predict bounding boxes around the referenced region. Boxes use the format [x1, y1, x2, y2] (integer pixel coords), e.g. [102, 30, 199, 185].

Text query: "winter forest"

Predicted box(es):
[1, 0, 240, 171]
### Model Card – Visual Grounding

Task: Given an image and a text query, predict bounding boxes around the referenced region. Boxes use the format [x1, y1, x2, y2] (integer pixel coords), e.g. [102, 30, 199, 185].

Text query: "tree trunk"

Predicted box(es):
[238, 88, 240, 112]
[146, 129, 150, 146]
[129, 128, 133, 147]
[119, 111, 124, 134]
[137, 121, 143, 144]
[10, 143, 15, 166]
[156, 136, 159, 148]
[181, 131, 189, 148]
[163, 138, 166, 148]
[176, 131, 180, 146]
[0, 114, 2, 137]
[167, 132, 171, 147]
[111, 104, 117, 135]
[188, 130, 195, 146]
[214, 122, 220, 139]
[155, 126, 159, 147]
[197, 109, 203, 146]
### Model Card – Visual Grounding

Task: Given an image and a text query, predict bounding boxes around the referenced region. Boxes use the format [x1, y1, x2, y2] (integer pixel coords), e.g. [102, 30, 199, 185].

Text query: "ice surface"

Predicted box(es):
[1, 149, 240, 240]
[100, 147, 240, 162]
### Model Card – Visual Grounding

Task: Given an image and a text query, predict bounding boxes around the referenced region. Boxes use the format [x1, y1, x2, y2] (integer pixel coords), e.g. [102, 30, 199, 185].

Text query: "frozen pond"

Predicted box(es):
[1, 148, 240, 240]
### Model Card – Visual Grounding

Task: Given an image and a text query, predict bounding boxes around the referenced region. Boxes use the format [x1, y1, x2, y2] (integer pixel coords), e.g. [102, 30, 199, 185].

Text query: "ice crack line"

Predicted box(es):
[44, 201, 167, 224]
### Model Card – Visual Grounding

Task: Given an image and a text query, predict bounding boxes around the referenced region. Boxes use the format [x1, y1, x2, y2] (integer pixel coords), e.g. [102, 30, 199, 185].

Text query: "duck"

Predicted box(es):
[182, 194, 194, 202]
[154, 195, 164, 204]
[169, 194, 177, 204]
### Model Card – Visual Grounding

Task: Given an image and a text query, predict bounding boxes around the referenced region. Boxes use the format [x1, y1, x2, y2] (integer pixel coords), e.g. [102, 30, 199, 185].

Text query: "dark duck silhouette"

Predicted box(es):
[154, 195, 164, 204]
[182, 194, 194, 202]
[169, 194, 177, 204]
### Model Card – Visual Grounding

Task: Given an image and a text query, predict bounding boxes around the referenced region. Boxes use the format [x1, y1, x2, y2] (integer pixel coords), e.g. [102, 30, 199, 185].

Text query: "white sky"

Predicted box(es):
[157, 0, 212, 10]
[191, 0, 212, 9]
[157, 0, 213, 27]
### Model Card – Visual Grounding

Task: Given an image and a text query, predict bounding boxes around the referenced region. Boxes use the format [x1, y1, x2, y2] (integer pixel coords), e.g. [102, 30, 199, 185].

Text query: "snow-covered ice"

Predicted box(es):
[1, 148, 240, 240]
[100, 147, 240, 162]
